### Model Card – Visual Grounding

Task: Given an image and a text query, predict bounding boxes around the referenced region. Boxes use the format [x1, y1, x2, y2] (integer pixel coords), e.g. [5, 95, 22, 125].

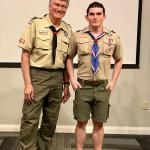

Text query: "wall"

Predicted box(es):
[0, 0, 150, 134]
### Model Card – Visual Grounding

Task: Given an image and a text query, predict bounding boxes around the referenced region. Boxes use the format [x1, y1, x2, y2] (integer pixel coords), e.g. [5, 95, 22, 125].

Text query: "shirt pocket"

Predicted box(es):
[77, 38, 90, 55]
[101, 39, 116, 57]
[35, 34, 50, 50]
[59, 37, 69, 60]
[60, 37, 69, 53]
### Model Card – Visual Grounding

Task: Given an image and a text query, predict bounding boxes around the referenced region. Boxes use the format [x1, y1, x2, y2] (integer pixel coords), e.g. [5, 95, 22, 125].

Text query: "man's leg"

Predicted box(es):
[19, 101, 42, 150]
[74, 79, 93, 150]
[37, 85, 62, 150]
[92, 121, 104, 150]
[19, 68, 50, 150]
[37, 71, 63, 150]
[75, 121, 88, 150]
[92, 80, 111, 150]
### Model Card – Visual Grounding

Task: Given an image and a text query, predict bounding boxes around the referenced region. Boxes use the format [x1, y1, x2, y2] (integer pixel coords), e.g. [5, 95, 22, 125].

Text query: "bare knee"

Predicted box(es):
[93, 121, 103, 129]
[76, 121, 88, 130]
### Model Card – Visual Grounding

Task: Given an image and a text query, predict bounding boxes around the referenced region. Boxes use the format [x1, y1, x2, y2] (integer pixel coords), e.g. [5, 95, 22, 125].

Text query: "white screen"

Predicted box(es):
[0, 0, 141, 65]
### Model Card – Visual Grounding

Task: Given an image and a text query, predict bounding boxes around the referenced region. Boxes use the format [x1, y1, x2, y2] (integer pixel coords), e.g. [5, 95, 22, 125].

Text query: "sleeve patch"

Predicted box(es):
[19, 38, 25, 44]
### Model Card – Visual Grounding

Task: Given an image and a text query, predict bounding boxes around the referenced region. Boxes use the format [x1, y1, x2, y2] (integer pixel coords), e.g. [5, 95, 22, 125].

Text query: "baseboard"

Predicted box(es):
[0, 125, 150, 135]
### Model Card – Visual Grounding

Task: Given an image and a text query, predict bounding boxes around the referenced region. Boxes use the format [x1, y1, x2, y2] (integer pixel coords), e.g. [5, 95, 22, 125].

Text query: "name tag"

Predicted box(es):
[39, 29, 48, 35]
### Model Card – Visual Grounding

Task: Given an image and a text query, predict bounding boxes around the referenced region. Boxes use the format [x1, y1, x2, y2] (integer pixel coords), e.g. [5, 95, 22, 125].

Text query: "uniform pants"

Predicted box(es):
[19, 67, 63, 150]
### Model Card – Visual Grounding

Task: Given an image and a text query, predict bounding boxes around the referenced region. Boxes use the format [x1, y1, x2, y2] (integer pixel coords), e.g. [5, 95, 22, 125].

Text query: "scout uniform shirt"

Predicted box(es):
[68, 27, 124, 80]
[18, 14, 72, 69]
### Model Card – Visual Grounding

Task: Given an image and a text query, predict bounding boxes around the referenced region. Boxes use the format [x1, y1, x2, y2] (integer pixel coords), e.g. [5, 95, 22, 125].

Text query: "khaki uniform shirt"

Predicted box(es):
[18, 14, 72, 69]
[68, 27, 124, 80]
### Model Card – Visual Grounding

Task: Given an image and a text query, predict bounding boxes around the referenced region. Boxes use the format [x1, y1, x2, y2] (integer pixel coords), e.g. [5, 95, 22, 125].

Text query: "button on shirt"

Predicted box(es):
[18, 14, 72, 69]
[68, 27, 124, 80]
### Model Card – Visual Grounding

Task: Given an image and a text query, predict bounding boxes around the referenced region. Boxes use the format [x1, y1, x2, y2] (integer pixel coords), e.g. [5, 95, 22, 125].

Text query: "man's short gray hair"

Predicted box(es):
[49, 0, 70, 5]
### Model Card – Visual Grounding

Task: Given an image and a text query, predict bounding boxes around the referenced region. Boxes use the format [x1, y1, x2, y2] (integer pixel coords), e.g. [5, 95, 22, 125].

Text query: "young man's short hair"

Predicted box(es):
[86, 2, 105, 16]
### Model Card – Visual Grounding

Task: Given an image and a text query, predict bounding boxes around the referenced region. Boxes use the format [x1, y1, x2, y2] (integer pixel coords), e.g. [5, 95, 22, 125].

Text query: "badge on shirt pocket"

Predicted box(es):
[103, 38, 115, 56]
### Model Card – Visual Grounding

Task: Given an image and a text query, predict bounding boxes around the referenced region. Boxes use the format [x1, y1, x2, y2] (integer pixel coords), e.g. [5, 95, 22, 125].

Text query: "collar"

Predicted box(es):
[83, 26, 110, 35]
[44, 14, 68, 32]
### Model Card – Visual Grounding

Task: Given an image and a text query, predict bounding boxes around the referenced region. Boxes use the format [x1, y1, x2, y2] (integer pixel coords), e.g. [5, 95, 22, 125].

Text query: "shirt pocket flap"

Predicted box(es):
[60, 37, 69, 53]
[35, 34, 50, 49]
[61, 37, 69, 44]
[104, 39, 116, 45]
[77, 38, 90, 44]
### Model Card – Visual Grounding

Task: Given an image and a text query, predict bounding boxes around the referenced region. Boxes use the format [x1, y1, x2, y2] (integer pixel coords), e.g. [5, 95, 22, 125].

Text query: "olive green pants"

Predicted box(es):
[19, 67, 63, 150]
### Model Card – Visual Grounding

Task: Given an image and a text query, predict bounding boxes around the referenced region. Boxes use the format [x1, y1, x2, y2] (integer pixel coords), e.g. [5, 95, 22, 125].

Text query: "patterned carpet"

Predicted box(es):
[0, 133, 150, 150]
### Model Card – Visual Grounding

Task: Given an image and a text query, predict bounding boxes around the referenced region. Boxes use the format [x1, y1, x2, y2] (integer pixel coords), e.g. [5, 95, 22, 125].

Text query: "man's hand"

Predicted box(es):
[105, 81, 115, 92]
[24, 84, 34, 104]
[61, 86, 70, 103]
[70, 78, 82, 91]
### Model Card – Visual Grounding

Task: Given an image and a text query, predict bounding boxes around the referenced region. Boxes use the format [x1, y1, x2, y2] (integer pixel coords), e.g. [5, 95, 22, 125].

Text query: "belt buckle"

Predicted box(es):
[93, 81, 99, 86]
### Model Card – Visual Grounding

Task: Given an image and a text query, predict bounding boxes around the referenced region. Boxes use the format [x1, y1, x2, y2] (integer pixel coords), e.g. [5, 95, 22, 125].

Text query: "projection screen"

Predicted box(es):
[0, 0, 142, 68]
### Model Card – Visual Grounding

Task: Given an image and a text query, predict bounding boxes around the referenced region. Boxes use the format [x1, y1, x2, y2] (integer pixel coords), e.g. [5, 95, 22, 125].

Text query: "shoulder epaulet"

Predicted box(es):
[62, 20, 71, 28]
[111, 30, 116, 34]
[76, 29, 82, 33]
[28, 16, 41, 25]
[76, 27, 86, 33]
[110, 30, 120, 39]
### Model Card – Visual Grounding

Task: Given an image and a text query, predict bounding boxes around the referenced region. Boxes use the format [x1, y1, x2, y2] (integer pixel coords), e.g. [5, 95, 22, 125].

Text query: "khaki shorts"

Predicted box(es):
[73, 78, 111, 123]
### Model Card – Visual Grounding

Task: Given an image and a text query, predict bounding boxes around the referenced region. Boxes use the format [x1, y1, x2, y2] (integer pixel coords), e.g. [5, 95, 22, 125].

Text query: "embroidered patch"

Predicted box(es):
[64, 31, 68, 37]
[19, 38, 25, 44]
[108, 38, 113, 45]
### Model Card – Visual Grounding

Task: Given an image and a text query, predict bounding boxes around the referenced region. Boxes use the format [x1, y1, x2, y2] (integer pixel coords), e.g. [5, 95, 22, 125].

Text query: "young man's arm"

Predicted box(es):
[66, 56, 81, 91]
[21, 49, 34, 103]
[106, 58, 123, 91]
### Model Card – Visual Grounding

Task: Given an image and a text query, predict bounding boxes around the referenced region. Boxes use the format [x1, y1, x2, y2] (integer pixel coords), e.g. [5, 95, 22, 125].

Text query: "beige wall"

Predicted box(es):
[0, 0, 150, 133]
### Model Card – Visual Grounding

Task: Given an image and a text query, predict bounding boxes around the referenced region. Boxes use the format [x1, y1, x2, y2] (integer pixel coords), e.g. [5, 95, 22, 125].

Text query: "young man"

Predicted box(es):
[66, 2, 123, 150]
[18, 0, 72, 149]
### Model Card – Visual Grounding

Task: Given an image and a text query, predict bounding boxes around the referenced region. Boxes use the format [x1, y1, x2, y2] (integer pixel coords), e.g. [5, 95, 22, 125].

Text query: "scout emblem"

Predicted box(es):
[64, 31, 68, 37]
[19, 38, 25, 44]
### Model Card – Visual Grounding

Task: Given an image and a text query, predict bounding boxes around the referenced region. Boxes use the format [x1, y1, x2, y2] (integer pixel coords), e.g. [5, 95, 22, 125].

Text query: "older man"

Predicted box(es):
[18, 0, 72, 149]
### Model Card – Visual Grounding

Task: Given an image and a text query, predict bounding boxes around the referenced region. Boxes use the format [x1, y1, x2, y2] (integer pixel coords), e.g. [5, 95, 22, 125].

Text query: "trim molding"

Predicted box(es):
[0, 125, 150, 135]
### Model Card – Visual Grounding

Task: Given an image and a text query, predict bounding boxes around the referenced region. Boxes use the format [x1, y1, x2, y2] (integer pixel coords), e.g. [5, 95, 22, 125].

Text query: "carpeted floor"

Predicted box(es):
[0, 133, 150, 150]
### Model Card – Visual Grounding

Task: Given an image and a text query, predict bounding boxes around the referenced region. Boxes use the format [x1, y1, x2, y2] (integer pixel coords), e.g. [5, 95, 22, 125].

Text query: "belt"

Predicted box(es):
[30, 66, 64, 72]
[78, 78, 108, 86]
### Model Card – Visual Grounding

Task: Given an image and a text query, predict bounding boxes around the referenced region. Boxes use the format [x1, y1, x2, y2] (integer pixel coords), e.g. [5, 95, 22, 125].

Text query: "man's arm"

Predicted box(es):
[21, 49, 34, 103]
[106, 58, 123, 91]
[61, 67, 70, 103]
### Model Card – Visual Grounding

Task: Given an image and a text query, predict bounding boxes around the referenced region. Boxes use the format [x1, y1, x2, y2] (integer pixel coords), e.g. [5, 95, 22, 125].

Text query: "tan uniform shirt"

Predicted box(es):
[18, 14, 72, 69]
[68, 27, 124, 80]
